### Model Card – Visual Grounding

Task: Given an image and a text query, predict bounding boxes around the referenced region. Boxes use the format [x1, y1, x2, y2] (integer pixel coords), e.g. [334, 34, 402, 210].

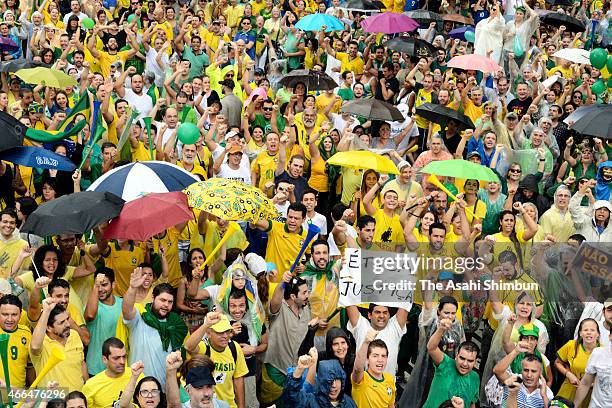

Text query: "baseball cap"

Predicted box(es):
[467, 151, 481, 160]
[506, 112, 518, 120]
[185, 365, 216, 388]
[437, 270, 454, 281]
[224, 130, 239, 141]
[254, 67, 265, 76]
[518, 323, 540, 338]
[28, 102, 43, 114]
[211, 314, 233, 333]
[212, 20, 221, 25]
[227, 145, 242, 155]
[219, 79, 235, 89]
[604, 298, 612, 308]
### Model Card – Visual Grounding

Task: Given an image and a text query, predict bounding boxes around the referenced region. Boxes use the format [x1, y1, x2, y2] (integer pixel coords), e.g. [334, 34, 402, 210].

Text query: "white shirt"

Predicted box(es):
[303, 212, 327, 240]
[124, 88, 153, 120]
[145, 47, 168, 87]
[63, 11, 87, 25]
[585, 346, 612, 408]
[216, 162, 252, 185]
[328, 224, 357, 257]
[347, 314, 406, 376]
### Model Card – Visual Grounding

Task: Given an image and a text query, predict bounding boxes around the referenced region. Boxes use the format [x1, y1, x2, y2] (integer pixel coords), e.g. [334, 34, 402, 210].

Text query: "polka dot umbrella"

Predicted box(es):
[184, 178, 280, 222]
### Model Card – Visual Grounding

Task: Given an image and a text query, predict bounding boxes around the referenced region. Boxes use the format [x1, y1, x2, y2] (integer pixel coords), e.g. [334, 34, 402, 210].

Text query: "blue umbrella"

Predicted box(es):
[449, 26, 475, 41]
[0, 146, 76, 171]
[87, 161, 199, 202]
[295, 13, 344, 32]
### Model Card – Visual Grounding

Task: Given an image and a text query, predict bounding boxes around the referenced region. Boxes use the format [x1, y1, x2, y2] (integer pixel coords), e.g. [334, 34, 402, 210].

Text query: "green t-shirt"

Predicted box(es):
[422, 354, 480, 408]
[253, 113, 285, 134]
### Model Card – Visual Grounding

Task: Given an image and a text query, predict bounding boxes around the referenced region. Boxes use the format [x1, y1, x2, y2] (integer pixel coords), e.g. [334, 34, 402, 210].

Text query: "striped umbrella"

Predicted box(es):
[87, 161, 199, 202]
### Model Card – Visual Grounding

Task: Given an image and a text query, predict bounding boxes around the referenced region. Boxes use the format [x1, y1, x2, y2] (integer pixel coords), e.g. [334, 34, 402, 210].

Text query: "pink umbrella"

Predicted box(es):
[447, 54, 502, 74]
[361, 12, 419, 34]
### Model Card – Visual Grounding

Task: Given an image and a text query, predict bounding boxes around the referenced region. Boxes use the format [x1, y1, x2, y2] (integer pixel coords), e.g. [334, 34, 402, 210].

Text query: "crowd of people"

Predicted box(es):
[0, 0, 612, 407]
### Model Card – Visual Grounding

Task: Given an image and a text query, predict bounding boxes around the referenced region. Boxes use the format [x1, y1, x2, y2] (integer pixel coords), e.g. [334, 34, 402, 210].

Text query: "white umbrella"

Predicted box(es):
[552, 48, 591, 65]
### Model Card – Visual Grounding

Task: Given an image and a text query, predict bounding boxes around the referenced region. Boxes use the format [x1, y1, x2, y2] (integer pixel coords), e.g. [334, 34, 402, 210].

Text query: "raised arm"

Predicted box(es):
[351, 329, 378, 384]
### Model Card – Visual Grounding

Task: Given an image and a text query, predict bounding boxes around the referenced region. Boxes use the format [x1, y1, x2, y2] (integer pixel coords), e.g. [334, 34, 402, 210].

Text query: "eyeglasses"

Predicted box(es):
[139, 389, 160, 398]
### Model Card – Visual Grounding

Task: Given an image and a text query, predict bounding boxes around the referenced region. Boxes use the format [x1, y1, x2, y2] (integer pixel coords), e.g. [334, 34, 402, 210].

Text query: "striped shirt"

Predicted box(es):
[502, 383, 554, 408]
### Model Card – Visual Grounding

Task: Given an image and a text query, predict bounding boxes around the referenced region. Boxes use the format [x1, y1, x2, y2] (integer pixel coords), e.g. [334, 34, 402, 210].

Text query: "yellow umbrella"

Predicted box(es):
[184, 178, 280, 222]
[327, 150, 400, 175]
[15, 67, 77, 88]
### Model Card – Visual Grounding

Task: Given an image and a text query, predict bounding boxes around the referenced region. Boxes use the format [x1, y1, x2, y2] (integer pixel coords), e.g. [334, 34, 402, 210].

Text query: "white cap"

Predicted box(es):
[224, 130, 239, 141]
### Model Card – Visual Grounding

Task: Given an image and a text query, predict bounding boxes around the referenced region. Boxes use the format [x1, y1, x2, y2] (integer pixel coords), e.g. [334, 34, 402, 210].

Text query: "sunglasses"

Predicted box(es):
[263, 107, 273, 111]
[508, 168, 521, 173]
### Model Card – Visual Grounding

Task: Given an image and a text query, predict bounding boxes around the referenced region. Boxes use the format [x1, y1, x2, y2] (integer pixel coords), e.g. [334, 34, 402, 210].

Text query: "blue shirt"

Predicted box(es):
[467, 136, 496, 167]
[86, 296, 123, 375]
[233, 31, 256, 60]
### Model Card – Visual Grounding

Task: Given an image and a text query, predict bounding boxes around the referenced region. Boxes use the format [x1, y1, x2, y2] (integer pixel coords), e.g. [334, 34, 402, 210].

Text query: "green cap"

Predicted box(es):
[518, 323, 539, 338]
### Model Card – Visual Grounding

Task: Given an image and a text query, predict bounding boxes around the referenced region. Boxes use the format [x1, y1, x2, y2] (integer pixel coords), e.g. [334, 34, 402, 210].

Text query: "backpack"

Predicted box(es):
[203, 340, 238, 363]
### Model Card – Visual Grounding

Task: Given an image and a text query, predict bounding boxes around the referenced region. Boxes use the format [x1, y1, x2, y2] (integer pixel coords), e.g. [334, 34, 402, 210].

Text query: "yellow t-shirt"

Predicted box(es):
[18, 267, 85, 317]
[352, 371, 396, 408]
[178, 160, 207, 181]
[464, 199, 487, 226]
[31, 330, 84, 391]
[264, 221, 308, 282]
[0, 236, 30, 278]
[131, 141, 154, 162]
[223, 4, 245, 29]
[82, 368, 144, 408]
[87, 50, 131, 78]
[152, 228, 181, 287]
[463, 100, 484, 125]
[103, 242, 147, 296]
[315, 92, 341, 114]
[0, 325, 31, 388]
[415, 88, 435, 129]
[195, 341, 249, 408]
[548, 65, 573, 79]
[556, 340, 593, 407]
[372, 209, 404, 251]
[251, 151, 278, 192]
[335, 52, 364, 76]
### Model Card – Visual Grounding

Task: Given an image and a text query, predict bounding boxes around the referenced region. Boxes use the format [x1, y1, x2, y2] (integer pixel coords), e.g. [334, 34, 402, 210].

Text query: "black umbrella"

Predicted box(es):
[0, 59, 46, 73]
[278, 69, 339, 91]
[415, 103, 475, 130]
[341, 99, 404, 121]
[346, 0, 384, 11]
[540, 12, 585, 33]
[21, 191, 125, 236]
[0, 110, 26, 152]
[405, 9, 443, 25]
[545, 0, 572, 5]
[383, 36, 437, 58]
[564, 104, 612, 139]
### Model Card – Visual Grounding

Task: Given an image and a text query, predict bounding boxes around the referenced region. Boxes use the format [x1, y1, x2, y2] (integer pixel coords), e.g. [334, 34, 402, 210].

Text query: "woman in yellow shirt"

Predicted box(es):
[351, 169, 382, 220]
[463, 179, 487, 228]
[555, 318, 600, 408]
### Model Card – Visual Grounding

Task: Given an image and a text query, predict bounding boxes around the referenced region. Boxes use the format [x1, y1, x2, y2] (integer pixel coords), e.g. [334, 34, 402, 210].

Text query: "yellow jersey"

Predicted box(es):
[0, 325, 31, 388]
[264, 221, 309, 282]
[352, 371, 396, 408]
[152, 228, 181, 287]
[372, 209, 404, 251]
[31, 330, 84, 391]
[251, 151, 279, 192]
[82, 368, 144, 408]
[103, 241, 147, 296]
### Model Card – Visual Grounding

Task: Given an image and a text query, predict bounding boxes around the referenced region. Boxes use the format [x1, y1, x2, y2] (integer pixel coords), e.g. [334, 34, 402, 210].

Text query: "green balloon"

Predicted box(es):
[608, 76, 612, 89]
[178, 123, 200, 145]
[82, 18, 95, 30]
[591, 79, 606, 95]
[464, 30, 475, 43]
[607, 56, 612, 73]
[589, 48, 608, 70]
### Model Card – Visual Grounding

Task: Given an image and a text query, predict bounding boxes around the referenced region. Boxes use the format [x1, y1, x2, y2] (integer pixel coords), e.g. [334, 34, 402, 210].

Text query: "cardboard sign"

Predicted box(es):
[571, 243, 612, 281]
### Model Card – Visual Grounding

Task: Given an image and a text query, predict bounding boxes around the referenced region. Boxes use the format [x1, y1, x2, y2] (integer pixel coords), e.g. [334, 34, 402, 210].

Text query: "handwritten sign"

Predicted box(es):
[571, 243, 612, 281]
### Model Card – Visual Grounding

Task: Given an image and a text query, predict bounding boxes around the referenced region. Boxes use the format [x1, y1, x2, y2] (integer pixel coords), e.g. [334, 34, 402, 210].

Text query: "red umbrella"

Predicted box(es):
[103, 192, 193, 241]
[447, 54, 502, 74]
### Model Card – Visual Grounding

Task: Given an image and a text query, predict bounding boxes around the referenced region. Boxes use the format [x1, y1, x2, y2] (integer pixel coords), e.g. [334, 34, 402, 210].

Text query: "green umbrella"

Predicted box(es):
[420, 159, 499, 182]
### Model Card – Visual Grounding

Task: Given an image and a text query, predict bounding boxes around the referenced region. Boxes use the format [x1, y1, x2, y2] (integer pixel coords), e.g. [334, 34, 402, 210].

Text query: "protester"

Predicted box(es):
[0, 1, 610, 408]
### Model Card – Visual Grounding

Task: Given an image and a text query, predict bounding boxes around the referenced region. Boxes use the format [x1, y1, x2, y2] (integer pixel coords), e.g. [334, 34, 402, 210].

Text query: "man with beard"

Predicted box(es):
[422, 320, 480, 408]
[260, 272, 311, 406]
[332, 215, 376, 254]
[185, 311, 248, 408]
[275, 150, 308, 203]
[87, 26, 137, 78]
[0, 294, 31, 388]
[84, 269, 123, 376]
[166, 351, 231, 408]
[293, 108, 320, 165]
[363, 175, 405, 252]
[83, 338, 144, 408]
[115, 66, 154, 119]
[299, 240, 341, 345]
[122, 267, 188, 389]
[31, 299, 86, 391]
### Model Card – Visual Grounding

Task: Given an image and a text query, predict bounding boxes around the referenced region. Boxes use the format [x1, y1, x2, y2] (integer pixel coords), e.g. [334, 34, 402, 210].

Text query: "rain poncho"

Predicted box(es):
[474, 14, 505, 65]
[283, 360, 357, 408]
[594, 160, 612, 201]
